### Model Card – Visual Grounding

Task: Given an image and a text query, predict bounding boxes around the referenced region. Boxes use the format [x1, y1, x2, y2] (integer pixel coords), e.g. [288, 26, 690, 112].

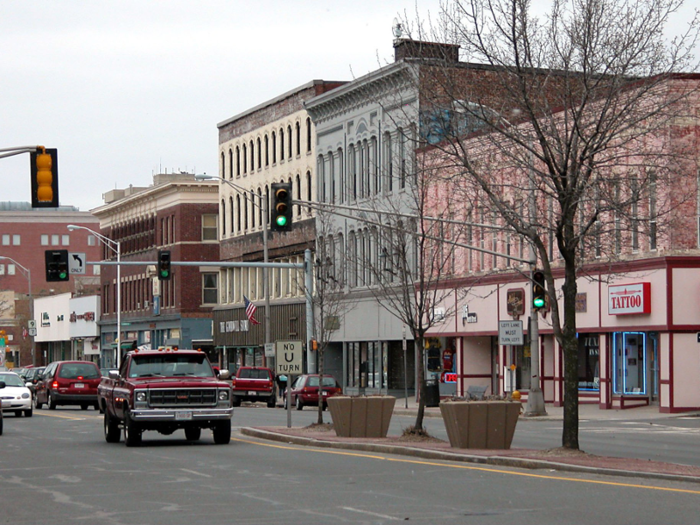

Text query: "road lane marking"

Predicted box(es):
[33, 412, 88, 421]
[232, 436, 700, 495]
[341, 506, 402, 520]
[180, 468, 212, 478]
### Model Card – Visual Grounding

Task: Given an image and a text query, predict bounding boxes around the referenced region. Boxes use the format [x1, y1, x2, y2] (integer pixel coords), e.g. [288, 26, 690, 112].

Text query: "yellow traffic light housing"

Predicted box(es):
[532, 270, 546, 310]
[31, 147, 59, 208]
[270, 182, 292, 232]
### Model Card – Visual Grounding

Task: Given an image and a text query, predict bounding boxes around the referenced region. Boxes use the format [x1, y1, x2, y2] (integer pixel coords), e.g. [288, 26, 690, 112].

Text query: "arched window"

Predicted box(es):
[337, 147, 344, 203]
[236, 195, 241, 232]
[250, 192, 255, 229]
[236, 146, 241, 176]
[295, 122, 301, 156]
[229, 196, 234, 236]
[242, 144, 247, 174]
[349, 144, 357, 200]
[306, 117, 312, 152]
[264, 135, 269, 166]
[306, 171, 312, 205]
[287, 125, 293, 159]
[384, 132, 392, 192]
[296, 173, 301, 215]
[221, 199, 226, 236]
[249, 140, 254, 173]
[317, 155, 325, 202]
[279, 128, 285, 161]
[220, 151, 225, 178]
[257, 137, 262, 170]
[228, 149, 233, 179]
[272, 131, 277, 164]
[257, 188, 263, 227]
[244, 194, 249, 230]
[265, 185, 270, 225]
[370, 137, 378, 194]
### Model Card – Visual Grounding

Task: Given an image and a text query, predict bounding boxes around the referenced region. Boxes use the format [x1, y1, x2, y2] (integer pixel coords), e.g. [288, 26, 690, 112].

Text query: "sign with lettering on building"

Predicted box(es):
[608, 282, 651, 315]
[506, 289, 525, 316]
[498, 320, 524, 345]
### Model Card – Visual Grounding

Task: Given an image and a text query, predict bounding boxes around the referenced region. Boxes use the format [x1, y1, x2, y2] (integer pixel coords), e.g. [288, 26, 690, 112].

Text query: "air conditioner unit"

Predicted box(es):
[144, 300, 149, 308]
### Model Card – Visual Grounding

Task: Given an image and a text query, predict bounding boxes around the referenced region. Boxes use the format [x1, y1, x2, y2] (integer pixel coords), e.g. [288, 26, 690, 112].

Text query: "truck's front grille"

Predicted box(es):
[149, 388, 218, 407]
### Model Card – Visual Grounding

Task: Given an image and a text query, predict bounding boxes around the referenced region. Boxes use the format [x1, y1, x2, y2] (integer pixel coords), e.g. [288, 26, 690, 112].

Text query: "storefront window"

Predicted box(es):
[578, 335, 600, 391]
[613, 332, 646, 395]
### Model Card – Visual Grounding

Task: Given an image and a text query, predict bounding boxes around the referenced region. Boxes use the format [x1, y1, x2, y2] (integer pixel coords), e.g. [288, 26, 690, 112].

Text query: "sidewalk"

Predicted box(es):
[241, 398, 700, 483]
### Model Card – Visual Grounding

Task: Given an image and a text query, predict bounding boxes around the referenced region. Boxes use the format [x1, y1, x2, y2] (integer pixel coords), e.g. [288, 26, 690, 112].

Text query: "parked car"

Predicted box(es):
[0, 379, 6, 435]
[231, 366, 276, 407]
[284, 374, 342, 410]
[0, 371, 33, 417]
[24, 367, 45, 397]
[34, 361, 101, 410]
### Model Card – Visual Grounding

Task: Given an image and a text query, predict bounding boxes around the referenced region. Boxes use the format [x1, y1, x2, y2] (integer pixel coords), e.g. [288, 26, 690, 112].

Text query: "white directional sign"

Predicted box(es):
[69, 252, 86, 274]
[275, 340, 303, 375]
[498, 320, 524, 345]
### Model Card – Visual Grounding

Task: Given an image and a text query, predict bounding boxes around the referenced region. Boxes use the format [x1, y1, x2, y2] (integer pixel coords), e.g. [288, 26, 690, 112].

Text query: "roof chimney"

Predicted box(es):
[394, 39, 460, 63]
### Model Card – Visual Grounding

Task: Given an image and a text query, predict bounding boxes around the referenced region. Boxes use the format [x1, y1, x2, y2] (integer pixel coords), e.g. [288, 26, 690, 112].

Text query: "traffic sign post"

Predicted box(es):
[276, 340, 303, 428]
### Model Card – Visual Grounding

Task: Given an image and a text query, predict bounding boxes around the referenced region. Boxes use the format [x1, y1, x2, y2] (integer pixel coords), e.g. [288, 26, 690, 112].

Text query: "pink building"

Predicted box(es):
[421, 76, 700, 413]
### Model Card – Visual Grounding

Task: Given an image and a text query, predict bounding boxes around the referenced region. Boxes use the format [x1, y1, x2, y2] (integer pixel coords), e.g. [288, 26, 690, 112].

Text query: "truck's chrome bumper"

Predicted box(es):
[130, 407, 234, 422]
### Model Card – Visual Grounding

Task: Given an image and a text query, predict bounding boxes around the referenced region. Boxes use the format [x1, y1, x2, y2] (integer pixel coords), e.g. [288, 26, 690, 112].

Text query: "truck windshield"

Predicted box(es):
[129, 354, 214, 378]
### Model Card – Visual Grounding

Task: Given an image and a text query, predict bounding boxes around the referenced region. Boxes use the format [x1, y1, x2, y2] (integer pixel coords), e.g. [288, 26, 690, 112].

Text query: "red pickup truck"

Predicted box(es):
[231, 366, 276, 408]
[98, 349, 234, 446]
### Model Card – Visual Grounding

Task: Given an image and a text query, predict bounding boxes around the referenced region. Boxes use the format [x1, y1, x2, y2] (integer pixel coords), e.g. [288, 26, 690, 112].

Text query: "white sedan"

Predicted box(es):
[0, 372, 33, 417]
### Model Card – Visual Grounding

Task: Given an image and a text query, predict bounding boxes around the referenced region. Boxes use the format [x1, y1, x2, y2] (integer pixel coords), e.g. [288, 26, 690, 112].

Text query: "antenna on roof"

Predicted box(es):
[392, 18, 404, 40]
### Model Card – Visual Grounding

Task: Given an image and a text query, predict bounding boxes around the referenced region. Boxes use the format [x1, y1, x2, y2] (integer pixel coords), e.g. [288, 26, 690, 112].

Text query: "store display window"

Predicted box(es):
[578, 335, 600, 391]
[612, 332, 647, 395]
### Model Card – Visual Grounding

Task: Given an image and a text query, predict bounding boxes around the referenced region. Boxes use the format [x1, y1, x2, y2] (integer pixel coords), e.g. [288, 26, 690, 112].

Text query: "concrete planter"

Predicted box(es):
[327, 396, 396, 438]
[439, 400, 521, 449]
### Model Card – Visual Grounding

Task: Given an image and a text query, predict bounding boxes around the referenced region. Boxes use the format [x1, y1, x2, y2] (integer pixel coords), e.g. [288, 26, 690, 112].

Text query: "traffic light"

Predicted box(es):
[270, 182, 292, 232]
[532, 270, 546, 310]
[310, 339, 318, 351]
[158, 250, 171, 280]
[45, 250, 69, 282]
[30, 148, 59, 208]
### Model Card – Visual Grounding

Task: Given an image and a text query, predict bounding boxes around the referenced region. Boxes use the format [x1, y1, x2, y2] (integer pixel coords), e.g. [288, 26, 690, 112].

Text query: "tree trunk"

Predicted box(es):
[561, 261, 579, 449]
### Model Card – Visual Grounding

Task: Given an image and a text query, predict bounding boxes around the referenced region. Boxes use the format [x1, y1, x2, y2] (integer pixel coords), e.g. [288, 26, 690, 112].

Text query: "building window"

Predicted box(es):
[229, 148, 233, 179]
[287, 125, 293, 159]
[257, 137, 262, 169]
[202, 273, 218, 304]
[578, 335, 600, 391]
[280, 128, 285, 161]
[8, 264, 15, 275]
[61, 234, 69, 246]
[221, 151, 225, 178]
[272, 132, 277, 163]
[265, 135, 269, 166]
[1, 234, 8, 245]
[296, 122, 301, 156]
[41, 234, 49, 246]
[306, 117, 312, 153]
[236, 146, 241, 176]
[202, 214, 218, 241]
[87, 235, 96, 246]
[51, 234, 59, 245]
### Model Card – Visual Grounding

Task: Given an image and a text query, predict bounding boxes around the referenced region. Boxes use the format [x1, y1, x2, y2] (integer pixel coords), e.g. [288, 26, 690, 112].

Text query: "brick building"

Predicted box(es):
[214, 80, 344, 374]
[0, 202, 101, 366]
[90, 173, 220, 368]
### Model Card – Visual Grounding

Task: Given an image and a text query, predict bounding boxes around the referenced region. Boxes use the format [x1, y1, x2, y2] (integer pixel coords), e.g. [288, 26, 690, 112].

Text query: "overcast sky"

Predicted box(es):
[1, 1, 696, 212]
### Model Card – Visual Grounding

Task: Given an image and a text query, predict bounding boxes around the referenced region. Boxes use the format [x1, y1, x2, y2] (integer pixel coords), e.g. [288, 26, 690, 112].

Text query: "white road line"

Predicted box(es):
[341, 506, 402, 520]
[180, 468, 212, 478]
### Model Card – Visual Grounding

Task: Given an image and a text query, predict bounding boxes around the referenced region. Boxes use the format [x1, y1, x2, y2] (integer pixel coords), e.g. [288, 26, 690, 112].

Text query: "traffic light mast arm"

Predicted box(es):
[0, 145, 46, 160]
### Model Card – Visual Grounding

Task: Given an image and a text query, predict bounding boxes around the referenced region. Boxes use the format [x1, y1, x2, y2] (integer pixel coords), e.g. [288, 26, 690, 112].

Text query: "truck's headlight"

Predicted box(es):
[135, 391, 147, 402]
[218, 390, 229, 401]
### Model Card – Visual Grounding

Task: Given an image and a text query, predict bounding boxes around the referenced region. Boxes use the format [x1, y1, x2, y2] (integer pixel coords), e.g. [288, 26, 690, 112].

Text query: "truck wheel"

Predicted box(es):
[267, 395, 276, 408]
[185, 427, 201, 441]
[48, 392, 57, 410]
[212, 420, 231, 445]
[104, 411, 121, 443]
[124, 411, 142, 447]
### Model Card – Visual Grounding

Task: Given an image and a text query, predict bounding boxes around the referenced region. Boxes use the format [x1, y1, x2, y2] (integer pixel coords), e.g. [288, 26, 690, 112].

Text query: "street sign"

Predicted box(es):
[27, 320, 36, 329]
[275, 340, 303, 375]
[264, 343, 275, 358]
[498, 320, 524, 345]
[69, 252, 86, 274]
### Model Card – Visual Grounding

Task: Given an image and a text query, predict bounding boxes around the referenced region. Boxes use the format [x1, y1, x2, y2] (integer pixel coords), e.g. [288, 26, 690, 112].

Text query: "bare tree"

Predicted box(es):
[312, 210, 357, 425]
[404, 0, 700, 448]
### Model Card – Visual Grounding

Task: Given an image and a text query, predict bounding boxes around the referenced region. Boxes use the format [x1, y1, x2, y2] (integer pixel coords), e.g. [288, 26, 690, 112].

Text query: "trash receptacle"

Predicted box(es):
[423, 379, 440, 407]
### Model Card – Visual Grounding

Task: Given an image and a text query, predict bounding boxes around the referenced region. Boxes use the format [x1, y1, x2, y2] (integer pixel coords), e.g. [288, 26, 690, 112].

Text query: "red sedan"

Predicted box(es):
[284, 374, 341, 410]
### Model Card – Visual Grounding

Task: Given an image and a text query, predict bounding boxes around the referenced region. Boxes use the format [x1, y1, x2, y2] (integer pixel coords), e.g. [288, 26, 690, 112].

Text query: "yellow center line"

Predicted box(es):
[232, 436, 700, 495]
[33, 412, 88, 421]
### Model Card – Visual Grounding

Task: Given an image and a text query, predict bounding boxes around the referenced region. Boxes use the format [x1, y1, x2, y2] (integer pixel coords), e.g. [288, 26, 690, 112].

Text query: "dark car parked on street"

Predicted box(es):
[283, 374, 342, 410]
[24, 367, 45, 398]
[34, 361, 101, 410]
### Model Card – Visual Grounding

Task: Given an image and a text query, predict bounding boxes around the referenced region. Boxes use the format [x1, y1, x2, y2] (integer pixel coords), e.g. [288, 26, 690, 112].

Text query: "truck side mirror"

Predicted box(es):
[108, 370, 119, 380]
[218, 369, 231, 380]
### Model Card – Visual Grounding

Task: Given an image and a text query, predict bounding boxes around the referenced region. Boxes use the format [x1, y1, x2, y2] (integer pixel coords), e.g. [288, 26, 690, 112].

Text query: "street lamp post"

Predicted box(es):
[197, 176, 271, 364]
[0, 256, 34, 366]
[66, 225, 122, 368]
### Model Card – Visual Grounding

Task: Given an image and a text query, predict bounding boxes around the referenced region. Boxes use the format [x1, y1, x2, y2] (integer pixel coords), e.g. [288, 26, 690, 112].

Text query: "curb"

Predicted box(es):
[240, 427, 700, 484]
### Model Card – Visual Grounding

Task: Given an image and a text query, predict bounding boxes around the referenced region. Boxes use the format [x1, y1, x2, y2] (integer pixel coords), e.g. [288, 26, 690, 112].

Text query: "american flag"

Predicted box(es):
[243, 295, 260, 325]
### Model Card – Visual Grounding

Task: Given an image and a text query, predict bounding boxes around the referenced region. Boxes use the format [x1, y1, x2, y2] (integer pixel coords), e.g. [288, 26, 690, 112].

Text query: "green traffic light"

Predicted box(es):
[160, 270, 169, 278]
[276, 215, 288, 227]
[59, 271, 67, 280]
[533, 297, 545, 308]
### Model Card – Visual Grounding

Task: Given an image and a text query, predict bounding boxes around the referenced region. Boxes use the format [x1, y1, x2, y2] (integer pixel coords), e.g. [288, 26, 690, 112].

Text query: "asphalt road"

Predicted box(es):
[1, 406, 698, 525]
